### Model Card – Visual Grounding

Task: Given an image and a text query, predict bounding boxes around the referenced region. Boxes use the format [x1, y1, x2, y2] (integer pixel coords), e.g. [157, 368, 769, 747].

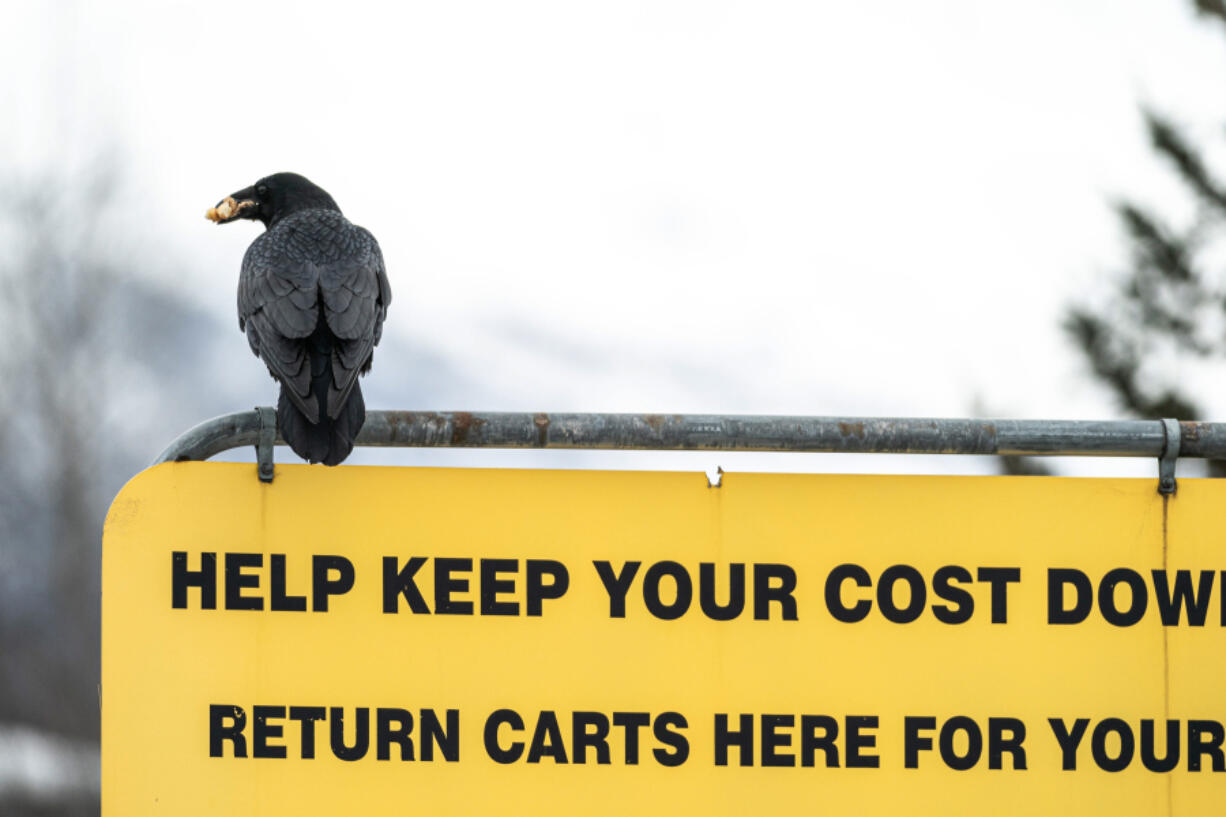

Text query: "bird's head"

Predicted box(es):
[206, 172, 340, 229]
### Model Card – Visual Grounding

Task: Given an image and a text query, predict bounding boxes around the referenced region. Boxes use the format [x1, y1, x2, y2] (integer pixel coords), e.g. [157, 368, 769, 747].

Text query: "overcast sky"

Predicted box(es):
[6, 0, 1226, 477]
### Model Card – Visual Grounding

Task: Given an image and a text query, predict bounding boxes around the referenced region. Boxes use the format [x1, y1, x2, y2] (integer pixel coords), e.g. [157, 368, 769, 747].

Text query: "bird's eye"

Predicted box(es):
[256, 185, 269, 199]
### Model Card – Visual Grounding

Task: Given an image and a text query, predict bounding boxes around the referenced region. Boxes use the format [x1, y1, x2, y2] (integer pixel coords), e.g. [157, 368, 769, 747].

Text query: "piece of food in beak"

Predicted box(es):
[205, 196, 254, 222]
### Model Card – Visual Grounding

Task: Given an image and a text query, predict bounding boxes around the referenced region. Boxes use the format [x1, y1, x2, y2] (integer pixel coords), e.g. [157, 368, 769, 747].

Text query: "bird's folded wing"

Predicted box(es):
[320, 236, 389, 419]
[245, 310, 317, 422]
[238, 242, 322, 422]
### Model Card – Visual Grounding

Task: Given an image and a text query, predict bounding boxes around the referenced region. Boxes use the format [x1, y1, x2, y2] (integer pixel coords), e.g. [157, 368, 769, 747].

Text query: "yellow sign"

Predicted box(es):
[103, 463, 1226, 815]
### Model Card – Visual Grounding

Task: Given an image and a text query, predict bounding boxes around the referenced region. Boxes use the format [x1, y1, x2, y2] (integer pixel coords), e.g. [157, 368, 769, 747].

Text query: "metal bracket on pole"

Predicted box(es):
[1158, 418, 1180, 495]
[256, 406, 277, 483]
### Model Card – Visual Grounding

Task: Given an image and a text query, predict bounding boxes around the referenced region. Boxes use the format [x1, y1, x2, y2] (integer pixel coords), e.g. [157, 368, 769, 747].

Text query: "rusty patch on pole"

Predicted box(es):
[533, 413, 550, 447]
[380, 410, 414, 438]
[837, 421, 866, 439]
[450, 412, 484, 445]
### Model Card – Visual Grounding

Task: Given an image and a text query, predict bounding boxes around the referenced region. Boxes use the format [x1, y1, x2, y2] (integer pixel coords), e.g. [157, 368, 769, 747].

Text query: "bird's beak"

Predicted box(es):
[205, 186, 260, 224]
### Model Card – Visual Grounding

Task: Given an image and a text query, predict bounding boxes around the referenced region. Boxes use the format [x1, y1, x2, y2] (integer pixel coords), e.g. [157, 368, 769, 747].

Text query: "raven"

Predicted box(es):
[208, 172, 391, 465]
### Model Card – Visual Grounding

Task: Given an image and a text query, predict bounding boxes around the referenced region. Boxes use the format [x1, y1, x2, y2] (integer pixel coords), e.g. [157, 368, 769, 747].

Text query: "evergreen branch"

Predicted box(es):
[1193, 0, 1226, 26]
[1063, 309, 1203, 419]
[1144, 110, 1226, 214]
[1117, 202, 1194, 281]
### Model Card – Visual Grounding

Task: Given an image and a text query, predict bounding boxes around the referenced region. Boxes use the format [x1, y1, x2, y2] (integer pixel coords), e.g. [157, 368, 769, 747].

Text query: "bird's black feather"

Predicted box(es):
[275, 313, 367, 465]
[229, 173, 390, 465]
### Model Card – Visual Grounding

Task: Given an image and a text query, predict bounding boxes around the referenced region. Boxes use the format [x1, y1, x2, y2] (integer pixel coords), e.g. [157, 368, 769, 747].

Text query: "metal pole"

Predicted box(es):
[153, 409, 1226, 464]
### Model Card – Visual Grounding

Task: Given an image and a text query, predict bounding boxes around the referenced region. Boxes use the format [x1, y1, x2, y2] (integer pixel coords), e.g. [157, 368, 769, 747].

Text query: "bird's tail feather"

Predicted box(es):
[278, 328, 366, 466]
[278, 382, 364, 466]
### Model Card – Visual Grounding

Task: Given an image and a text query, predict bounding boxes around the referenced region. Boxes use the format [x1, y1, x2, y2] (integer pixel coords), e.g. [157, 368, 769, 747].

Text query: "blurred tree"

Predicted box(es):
[0, 161, 225, 816]
[1060, 0, 1226, 477]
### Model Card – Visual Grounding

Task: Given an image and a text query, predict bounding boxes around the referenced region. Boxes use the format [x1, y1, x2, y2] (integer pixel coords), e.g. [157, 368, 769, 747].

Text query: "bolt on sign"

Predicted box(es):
[102, 463, 1226, 815]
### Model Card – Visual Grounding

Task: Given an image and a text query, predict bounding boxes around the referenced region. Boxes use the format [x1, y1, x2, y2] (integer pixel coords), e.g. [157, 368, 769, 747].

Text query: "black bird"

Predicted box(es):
[208, 172, 391, 465]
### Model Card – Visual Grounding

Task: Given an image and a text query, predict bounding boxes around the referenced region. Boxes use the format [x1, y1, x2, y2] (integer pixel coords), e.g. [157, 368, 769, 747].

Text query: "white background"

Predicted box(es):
[6, 0, 1226, 477]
